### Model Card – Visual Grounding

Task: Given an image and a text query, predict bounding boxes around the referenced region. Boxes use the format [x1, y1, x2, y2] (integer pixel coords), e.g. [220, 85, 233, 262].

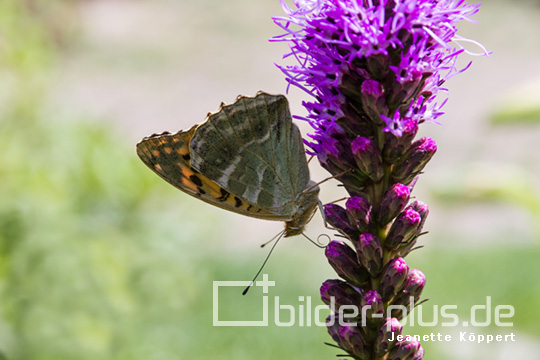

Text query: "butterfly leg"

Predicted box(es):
[319, 196, 348, 229]
[303, 169, 351, 193]
[317, 198, 358, 244]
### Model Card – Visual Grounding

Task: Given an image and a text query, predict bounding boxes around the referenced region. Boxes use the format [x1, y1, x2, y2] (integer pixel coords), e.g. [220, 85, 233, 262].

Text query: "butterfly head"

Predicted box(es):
[284, 183, 320, 237]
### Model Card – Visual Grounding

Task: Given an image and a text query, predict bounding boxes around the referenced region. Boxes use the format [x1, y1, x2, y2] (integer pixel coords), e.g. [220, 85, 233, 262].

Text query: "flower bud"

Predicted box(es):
[361, 79, 387, 121]
[326, 317, 341, 342]
[325, 203, 357, 238]
[392, 137, 437, 184]
[367, 53, 391, 80]
[387, 338, 425, 360]
[402, 269, 426, 303]
[320, 279, 363, 310]
[375, 318, 403, 356]
[383, 119, 419, 163]
[316, 134, 355, 174]
[320, 136, 356, 173]
[376, 183, 410, 226]
[326, 240, 369, 286]
[351, 136, 384, 181]
[395, 201, 428, 253]
[356, 233, 383, 275]
[385, 208, 421, 249]
[360, 290, 384, 321]
[346, 196, 372, 233]
[387, 69, 424, 110]
[339, 325, 368, 358]
[396, 239, 417, 258]
[327, 323, 368, 359]
[391, 269, 426, 309]
[379, 257, 409, 301]
[406, 201, 429, 233]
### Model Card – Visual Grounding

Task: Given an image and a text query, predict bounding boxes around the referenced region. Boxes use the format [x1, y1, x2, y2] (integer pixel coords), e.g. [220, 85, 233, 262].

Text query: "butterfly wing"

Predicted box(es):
[136, 128, 286, 220]
[189, 92, 312, 219]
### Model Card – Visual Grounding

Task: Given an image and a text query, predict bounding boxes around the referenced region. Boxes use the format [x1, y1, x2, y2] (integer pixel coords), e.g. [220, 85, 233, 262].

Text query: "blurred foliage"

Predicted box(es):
[407, 245, 540, 359]
[489, 78, 540, 125]
[432, 76, 540, 236]
[432, 163, 540, 216]
[0, 2, 335, 359]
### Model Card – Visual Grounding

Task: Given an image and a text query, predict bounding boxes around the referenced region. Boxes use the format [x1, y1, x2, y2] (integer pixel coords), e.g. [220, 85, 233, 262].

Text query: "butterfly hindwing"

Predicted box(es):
[189, 93, 311, 217]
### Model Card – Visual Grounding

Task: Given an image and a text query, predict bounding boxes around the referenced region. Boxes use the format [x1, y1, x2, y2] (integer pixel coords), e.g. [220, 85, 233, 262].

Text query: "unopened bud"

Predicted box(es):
[356, 233, 383, 275]
[325, 203, 357, 238]
[385, 208, 421, 249]
[360, 290, 384, 321]
[346, 196, 372, 233]
[375, 318, 403, 356]
[392, 137, 437, 184]
[351, 136, 384, 181]
[361, 79, 386, 121]
[377, 183, 410, 226]
[320, 279, 363, 310]
[325, 240, 369, 286]
[406, 201, 429, 233]
[320, 136, 356, 173]
[387, 338, 424, 360]
[379, 257, 409, 301]
[327, 322, 368, 359]
[383, 119, 419, 163]
[403, 269, 426, 303]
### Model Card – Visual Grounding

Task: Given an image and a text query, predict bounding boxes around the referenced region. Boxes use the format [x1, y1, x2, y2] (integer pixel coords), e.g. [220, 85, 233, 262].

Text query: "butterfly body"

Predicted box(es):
[136, 92, 319, 237]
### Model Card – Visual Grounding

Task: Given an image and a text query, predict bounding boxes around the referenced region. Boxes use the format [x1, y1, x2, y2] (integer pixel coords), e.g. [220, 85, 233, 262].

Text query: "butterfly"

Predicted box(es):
[136, 92, 320, 237]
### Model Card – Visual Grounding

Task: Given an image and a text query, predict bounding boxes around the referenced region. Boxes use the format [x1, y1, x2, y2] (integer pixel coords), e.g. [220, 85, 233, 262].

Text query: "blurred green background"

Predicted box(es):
[0, 0, 539, 359]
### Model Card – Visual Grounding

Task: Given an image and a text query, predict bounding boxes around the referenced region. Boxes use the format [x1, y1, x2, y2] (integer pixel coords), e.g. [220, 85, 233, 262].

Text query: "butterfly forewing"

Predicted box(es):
[136, 129, 280, 219]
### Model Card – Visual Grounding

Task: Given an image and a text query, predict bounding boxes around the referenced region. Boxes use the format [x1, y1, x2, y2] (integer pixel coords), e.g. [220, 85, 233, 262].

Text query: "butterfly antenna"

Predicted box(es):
[242, 230, 285, 295]
[260, 229, 286, 248]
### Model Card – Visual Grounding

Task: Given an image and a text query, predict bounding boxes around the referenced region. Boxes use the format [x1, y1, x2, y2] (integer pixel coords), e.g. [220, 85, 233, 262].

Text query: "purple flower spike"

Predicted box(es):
[273, 0, 485, 357]
[273, 0, 483, 147]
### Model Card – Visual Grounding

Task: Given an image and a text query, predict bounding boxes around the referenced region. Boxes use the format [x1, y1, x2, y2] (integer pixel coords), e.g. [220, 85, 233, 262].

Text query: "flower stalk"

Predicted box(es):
[273, 0, 486, 359]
